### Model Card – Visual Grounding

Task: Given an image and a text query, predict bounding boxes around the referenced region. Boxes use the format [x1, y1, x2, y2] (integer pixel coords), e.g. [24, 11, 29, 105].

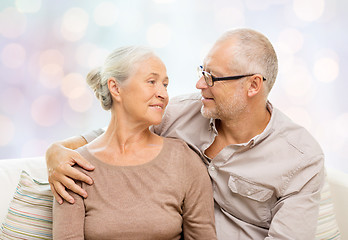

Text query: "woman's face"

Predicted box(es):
[118, 56, 169, 126]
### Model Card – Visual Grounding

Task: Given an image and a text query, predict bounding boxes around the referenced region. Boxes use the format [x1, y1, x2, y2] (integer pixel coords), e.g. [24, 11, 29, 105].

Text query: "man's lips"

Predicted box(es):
[202, 96, 214, 101]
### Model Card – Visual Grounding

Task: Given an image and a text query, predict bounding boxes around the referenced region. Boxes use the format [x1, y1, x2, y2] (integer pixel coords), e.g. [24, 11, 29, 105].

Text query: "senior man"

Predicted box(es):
[46, 28, 324, 239]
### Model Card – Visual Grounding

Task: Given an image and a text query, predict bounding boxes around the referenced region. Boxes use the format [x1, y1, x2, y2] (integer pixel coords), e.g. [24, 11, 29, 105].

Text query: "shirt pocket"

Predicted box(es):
[227, 175, 274, 224]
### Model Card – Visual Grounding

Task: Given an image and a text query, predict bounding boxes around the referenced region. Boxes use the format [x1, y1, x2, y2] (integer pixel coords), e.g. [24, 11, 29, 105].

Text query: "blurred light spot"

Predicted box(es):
[215, 7, 245, 27]
[61, 8, 89, 41]
[61, 73, 87, 99]
[31, 95, 61, 127]
[39, 64, 64, 88]
[313, 57, 339, 83]
[293, 0, 325, 22]
[21, 139, 49, 157]
[94, 2, 118, 26]
[39, 49, 64, 67]
[0, 7, 27, 38]
[283, 107, 312, 131]
[62, 8, 89, 33]
[15, 0, 41, 13]
[0, 87, 25, 114]
[0, 115, 15, 146]
[69, 90, 94, 112]
[147, 23, 172, 48]
[278, 28, 304, 53]
[282, 58, 313, 97]
[1, 43, 26, 68]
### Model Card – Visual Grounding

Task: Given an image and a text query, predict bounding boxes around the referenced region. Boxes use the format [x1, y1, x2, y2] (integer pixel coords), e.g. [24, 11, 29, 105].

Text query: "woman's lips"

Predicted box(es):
[149, 103, 165, 110]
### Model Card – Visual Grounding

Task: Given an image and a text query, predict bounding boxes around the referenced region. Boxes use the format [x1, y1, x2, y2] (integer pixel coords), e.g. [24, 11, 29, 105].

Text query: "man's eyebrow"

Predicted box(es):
[204, 66, 222, 77]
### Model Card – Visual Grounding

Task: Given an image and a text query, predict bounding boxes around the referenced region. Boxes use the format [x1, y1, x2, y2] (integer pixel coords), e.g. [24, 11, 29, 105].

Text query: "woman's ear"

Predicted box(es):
[247, 74, 263, 98]
[108, 77, 122, 102]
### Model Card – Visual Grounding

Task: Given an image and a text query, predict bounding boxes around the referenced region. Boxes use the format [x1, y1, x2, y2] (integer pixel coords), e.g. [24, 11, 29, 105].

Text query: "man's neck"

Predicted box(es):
[218, 104, 271, 145]
[205, 103, 271, 159]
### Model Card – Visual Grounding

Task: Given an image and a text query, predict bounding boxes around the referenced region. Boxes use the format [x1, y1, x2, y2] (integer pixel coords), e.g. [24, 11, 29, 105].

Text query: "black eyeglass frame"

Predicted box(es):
[198, 65, 266, 87]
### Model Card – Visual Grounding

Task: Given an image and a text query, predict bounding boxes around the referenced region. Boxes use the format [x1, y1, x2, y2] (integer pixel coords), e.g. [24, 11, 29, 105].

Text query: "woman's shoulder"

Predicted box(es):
[73, 146, 99, 174]
[163, 137, 205, 167]
[163, 137, 192, 153]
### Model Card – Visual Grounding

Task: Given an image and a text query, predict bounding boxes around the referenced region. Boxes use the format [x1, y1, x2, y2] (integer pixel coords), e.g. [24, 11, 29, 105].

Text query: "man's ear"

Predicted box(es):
[108, 77, 122, 102]
[247, 75, 263, 97]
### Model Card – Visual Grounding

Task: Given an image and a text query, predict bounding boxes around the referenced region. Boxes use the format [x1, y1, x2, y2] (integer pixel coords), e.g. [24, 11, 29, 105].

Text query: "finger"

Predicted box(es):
[63, 164, 94, 185]
[71, 153, 95, 171]
[59, 174, 88, 199]
[53, 181, 75, 204]
[65, 180, 88, 199]
[50, 183, 63, 204]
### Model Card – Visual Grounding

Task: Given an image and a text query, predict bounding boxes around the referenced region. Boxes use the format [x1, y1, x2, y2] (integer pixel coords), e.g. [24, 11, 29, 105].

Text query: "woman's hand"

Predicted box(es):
[45, 137, 95, 204]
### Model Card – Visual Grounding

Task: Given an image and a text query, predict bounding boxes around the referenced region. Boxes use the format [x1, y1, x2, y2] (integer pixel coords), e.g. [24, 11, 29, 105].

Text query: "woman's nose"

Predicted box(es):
[156, 84, 168, 99]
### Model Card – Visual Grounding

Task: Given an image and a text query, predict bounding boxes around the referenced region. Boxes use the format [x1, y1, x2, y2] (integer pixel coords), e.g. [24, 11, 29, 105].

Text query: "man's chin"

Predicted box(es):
[200, 106, 218, 119]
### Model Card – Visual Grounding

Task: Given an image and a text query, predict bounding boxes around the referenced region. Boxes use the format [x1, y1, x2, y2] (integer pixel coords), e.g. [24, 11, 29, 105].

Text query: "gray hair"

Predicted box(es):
[86, 46, 156, 110]
[217, 28, 278, 95]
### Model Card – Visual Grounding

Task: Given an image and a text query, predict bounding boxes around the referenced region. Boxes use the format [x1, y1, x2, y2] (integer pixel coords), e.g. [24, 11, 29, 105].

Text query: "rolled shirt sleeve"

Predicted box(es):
[81, 128, 105, 143]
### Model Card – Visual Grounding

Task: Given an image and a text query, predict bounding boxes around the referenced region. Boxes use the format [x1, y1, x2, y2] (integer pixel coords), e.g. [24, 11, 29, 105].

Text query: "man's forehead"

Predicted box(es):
[203, 49, 234, 72]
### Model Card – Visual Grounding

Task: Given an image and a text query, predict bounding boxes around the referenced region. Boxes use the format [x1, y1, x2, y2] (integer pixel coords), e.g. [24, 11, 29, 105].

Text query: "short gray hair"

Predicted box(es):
[217, 28, 278, 95]
[86, 46, 156, 110]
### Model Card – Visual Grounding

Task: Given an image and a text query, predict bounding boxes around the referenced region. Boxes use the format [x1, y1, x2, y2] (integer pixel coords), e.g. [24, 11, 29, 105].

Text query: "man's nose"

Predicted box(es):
[196, 75, 208, 90]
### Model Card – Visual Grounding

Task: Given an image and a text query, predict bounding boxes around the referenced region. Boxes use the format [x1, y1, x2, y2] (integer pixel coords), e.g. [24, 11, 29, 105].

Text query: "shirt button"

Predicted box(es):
[210, 166, 215, 171]
[247, 190, 252, 195]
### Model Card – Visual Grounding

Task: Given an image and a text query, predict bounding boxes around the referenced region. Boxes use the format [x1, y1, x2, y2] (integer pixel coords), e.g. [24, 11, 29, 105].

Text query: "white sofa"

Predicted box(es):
[1, 157, 348, 239]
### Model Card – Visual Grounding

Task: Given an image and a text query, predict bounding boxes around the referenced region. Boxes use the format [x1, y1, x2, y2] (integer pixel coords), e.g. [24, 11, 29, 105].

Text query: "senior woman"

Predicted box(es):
[52, 46, 216, 240]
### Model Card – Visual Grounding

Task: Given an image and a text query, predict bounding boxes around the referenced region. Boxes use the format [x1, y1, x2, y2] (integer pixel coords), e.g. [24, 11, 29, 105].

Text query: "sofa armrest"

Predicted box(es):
[326, 167, 348, 239]
[0, 157, 47, 224]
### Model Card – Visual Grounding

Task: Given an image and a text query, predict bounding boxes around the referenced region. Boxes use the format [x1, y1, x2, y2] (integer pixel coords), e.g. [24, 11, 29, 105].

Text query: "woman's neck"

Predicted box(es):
[97, 112, 159, 149]
[86, 112, 163, 165]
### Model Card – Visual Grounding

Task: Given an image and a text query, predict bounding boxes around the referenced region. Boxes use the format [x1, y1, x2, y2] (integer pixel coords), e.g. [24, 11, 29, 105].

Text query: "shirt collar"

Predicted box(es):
[248, 101, 275, 147]
[209, 118, 218, 135]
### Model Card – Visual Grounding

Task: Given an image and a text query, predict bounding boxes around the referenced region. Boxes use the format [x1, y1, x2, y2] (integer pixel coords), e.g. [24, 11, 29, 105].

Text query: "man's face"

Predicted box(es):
[196, 40, 248, 121]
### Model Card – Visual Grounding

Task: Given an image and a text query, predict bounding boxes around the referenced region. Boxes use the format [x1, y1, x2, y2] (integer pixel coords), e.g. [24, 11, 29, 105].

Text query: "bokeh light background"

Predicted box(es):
[0, 0, 347, 172]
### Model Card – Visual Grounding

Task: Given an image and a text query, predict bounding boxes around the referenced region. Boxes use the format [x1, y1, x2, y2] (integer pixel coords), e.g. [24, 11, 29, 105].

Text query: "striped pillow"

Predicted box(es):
[315, 177, 341, 240]
[0, 170, 53, 239]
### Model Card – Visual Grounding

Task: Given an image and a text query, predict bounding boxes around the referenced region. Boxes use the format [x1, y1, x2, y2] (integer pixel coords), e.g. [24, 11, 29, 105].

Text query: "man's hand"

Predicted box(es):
[46, 137, 95, 204]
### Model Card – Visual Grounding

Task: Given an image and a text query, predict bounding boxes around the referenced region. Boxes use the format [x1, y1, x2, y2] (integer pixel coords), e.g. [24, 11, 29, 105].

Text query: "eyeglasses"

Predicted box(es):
[197, 65, 266, 87]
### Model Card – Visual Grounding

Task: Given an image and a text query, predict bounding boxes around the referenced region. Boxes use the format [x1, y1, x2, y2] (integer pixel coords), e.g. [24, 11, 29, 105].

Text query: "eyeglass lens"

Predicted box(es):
[198, 66, 213, 86]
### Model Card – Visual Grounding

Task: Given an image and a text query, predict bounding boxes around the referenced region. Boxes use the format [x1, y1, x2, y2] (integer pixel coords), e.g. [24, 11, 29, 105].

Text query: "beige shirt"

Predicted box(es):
[53, 137, 216, 240]
[83, 92, 325, 240]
